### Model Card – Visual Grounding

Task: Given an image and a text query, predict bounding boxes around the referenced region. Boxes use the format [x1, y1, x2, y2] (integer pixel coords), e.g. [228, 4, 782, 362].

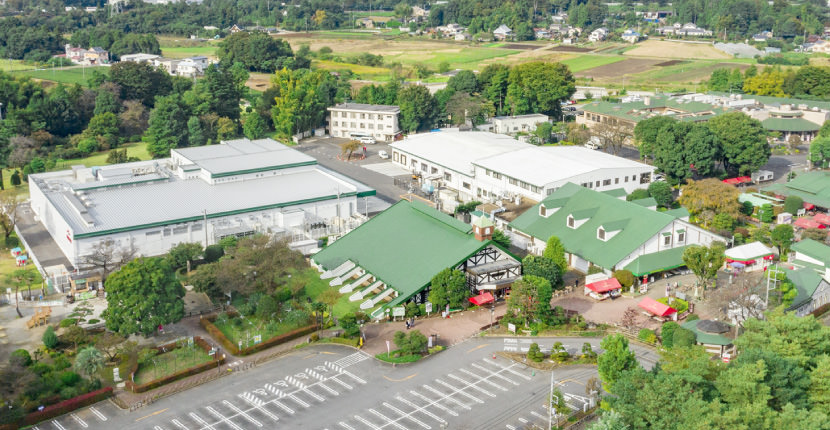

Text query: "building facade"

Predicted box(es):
[475, 114, 550, 134]
[327, 103, 401, 142]
[28, 139, 375, 268]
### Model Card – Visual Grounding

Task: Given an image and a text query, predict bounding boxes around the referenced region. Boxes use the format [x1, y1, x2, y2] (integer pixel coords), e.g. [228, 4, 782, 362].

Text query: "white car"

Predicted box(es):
[378, 150, 389, 159]
[584, 137, 601, 150]
[359, 136, 377, 145]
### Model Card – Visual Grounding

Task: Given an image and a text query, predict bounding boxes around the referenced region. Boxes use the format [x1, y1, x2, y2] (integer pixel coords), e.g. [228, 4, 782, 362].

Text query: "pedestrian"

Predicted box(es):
[405, 320, 410, 330]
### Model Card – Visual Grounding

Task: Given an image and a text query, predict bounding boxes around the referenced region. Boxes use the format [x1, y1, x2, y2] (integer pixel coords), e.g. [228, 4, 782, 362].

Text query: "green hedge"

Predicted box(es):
[22, 387, 112, 426]
[200, 314, 239, 353]
[124, 336, 223, 393]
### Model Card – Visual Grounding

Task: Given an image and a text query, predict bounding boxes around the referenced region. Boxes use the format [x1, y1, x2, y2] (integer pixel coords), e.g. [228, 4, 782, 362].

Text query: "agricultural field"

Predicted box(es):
[9, 66, 106, 86]
[0, 59, 37, 72]
[562, 55, 625, 73]
[623, 39, 733, 60]
[158, 35, 220, 59]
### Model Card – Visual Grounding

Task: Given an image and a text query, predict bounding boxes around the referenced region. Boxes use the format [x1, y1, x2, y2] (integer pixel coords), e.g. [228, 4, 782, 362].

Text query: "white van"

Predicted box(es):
[584, 136, 601, 150]
[359, 136, 377, 145]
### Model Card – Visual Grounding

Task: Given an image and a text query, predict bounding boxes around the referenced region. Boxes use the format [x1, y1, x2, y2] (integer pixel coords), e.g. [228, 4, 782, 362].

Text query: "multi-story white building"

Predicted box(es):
[476, 114, 550, 134]
[327, 103, 400, 142]
[389, 131, 654, 204]
[28, 139, 375, 268]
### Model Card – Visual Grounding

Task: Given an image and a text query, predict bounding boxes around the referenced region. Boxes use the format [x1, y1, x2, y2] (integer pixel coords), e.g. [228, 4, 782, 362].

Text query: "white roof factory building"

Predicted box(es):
[389, 131, 654, 204]
[28, 138, 375, 267]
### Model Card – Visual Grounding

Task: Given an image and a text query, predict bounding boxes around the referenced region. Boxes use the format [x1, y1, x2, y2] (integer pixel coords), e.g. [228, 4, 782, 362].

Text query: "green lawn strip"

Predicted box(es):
[161, 45, 219, 59]
[212, 314, 308, 347]
[312, 59, 391, 80]
[375, 350, 423, 363]
[333, 293, 363, 318]
[561, 55, 625, 72]
[10, 67, 107, 86]
[133, 346, 213, 385]
[0, 59, 38, 71]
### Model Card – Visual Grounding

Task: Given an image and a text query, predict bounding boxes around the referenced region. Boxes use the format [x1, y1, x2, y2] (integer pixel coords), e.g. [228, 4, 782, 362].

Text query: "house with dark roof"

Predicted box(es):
[311, 200, 521, 319]
[508, 183, 726, 276]
[680, 319, 734, 357]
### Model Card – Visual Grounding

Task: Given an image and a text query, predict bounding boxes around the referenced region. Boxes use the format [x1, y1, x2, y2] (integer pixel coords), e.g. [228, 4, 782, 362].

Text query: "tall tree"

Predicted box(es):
[108, 61, 173, 107]
[597, 334, 639, 392]
[505, 62, 575, 118]
[707, 112, 770, 176]
[396, 85, 438, 132]
[428, 268, 468, 310]
[678, 178, 741, 221]
[73, 346, 104, 380]
[770, 224, 794, 255]
[78, 238, 136, 284]
[203, 63, 247, 121]
[522, 254, 562, 289]
[103, 257, 185, 336]
[144, 95, 189, 158]
[543, 236, 568, 274]
[507, 275, 551, 326]
[682, 243, 726, 289]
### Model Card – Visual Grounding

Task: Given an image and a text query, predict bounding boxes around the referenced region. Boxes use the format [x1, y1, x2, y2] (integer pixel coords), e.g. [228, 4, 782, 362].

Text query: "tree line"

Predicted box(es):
[710, 65, 830, 100]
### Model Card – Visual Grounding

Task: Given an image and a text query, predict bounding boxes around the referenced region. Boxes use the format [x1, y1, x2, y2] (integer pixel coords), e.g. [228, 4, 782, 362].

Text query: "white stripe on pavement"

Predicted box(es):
[70, 413, 87, 428]
[483, 359, 532, 381]
[421, 385, 471, 410]
[272, 400, 295, 415]
[338, 422, 356, 430]
[395, 395, 448, 424]
[446, 374, 496, 397]
[238, 394, 280, 422]
[531, 411, 547, 420]
[382, 402, 430, 429]
[89, 407, 107, 421]
[172, 418, 189, 430]
[52, 421, 66, 430]
[354, 415, 382, 430]
[206, 406, 242, 430]
[459, 368, 508, 391]
[435, 380, 484, 404]
[222, 400, 263, 427]
[368, 409, 406, 430]
[189, 412, 211, 429]
[408, 391, 459, 416]
[470, 363, 519, 386]
[330, 376, 354, 390]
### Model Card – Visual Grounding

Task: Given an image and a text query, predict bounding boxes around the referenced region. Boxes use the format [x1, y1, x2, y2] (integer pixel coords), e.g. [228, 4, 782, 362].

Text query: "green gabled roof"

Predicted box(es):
[791, 239, 830, 266]
[663, 207, 690, 219]
[509, 182, 675, 269]
[312, 200, 491, 311]
[708, 92, 830, 111]
[542, 197, 570, 208]
[602, 219, 630, 232]
[763, 172, 830, 209]
[631, 197, 657, 207]
[623, 245, 691, 276]
[761, 117, 821, 132]
[681, 320, 734, 346]
[601, 188, 627, 198]
[783, 267, 825, 310]
[571, 207, 598, 220]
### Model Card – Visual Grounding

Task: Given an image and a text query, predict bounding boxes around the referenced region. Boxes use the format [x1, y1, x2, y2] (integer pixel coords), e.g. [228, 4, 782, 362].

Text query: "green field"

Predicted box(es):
[313, 59, 392, 80]
[0, 59, 37, 72]
[561, 55, 625, 72]
[10, 66, 106, 86]
[385, 47, 519, 70]
[161, 45, 219, 59]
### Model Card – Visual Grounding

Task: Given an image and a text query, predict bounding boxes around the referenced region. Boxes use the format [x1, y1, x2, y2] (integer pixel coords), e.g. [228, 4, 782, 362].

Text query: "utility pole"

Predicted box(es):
[548, 370, 554, 430]
[203, 209, 209, 247]
[765, 264, 778, 310]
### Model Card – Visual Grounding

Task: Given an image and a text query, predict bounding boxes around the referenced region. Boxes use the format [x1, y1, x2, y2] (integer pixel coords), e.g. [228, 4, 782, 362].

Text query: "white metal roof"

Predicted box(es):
[389, 131, 526, 175]
[725, 241, 777, 260]
[474, 146, 653, 186]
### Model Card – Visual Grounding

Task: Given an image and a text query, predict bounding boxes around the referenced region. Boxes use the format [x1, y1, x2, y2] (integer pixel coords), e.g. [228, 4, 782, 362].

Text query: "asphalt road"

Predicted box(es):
[40, 337, 658, 430]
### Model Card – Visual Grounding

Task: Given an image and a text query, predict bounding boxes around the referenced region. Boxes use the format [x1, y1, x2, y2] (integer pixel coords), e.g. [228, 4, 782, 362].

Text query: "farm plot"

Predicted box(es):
[624, 40, 732, 60]
[575, 58, 662, 78]
[648, 61, 752, 83]
[548, 45, 594, 53]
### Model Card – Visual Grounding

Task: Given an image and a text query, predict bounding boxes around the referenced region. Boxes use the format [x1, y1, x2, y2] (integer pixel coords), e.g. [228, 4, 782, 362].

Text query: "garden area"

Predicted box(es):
[131, 341, 214, 386]
[375, 330, 443, 364]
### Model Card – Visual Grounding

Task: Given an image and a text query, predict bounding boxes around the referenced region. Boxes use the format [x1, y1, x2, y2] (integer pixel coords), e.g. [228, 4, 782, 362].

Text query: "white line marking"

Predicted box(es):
[154, 426, 163, 430]
[272, 400, 295, 415]
[435, 380, 484, 403]
[409, 391, 459, 416]
[447, 373, 496, 397]
[316, 381, 340, 396]
[238, 394, 279, 422]
[189, 412, 211, 429]
[369, 409, 406, 430]
[396, 395, 448, 424]
[483, 359, 532, 380]
[341, 369, 366, 384]
[339, 422, 356, 430]
[172, 419, 189, 430]
[422, 385, 471, 410]
[223, 400, 262, 427]
[330, 376, 353, 390]
[459, 368, 508, 391]
[287, 394, 311, 407]
[70, 413, 88, 428]
[89, 407, 107, 421]
[52, 421, 66, 430]
[385, 401, 432, 428]
[206, 406, 242, 430]
[531, 411, 547, 420]
[506, 425, 516, 430]
[470, 363, 519, 385]
[354, 415, 382, 430]
[518, 417, 528, 423]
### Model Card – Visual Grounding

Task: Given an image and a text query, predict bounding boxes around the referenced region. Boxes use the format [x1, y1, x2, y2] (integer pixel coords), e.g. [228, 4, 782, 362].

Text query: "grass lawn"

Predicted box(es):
[10, 66, 107, 86]
[561, 55, 625, 72]
[54, 141, 153, 169]
[298, 267, 364, 318]
[133, 346, 214, 385]
[161, 45, 219, 59]
[212, 313, 309, 347]
[375, 350, 423, 363]
[313, 59, 392, 80]
[0, 59, 37, 72]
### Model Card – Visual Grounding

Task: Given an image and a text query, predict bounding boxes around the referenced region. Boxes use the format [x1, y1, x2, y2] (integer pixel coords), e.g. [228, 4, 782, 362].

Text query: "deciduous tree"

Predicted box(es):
[597, 334, 639, 392]
[682, 243, 726, 289]
[428, 268, 468, 310]
[543, 235, 568, 274]
[522, 255, 562, 289]
[678, 178, 741, 221]
[507, 275, 551, 326]
[707, 112, 771, 176]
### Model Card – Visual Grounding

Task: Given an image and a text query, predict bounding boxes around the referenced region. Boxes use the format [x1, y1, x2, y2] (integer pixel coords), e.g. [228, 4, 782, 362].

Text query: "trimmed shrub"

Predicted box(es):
[21, 387, 112, 426]
[4, 236, 19, 248]
[204, 244, 224, 263]
[783, 195, 803, 215]
[42, 326, 59, 349]
[660, 321, 679, 348]
[672, 327, 696, 347]
[59, 318, 77, 328]
[527, 343, 545, 362]
[637, 329, 657, 344]
[686, 314, 700, 322]
[10, 349, 32, 367]
[59, 371, 81, 386]
[612, 270, 635, 289]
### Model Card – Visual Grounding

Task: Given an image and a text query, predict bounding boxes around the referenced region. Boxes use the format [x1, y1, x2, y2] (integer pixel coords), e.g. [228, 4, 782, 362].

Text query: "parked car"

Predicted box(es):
[584, 136, 601, 150]
[653, 174, 665, 182]
[378, 150, 389, 159]
[359, 136, 377, 145]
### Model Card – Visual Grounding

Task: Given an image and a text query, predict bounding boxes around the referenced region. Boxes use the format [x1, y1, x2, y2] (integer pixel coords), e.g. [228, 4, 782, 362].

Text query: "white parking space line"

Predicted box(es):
[382, 402, 430, 429]
[315, 381, 340, 396]
[408, 391, 459, 417]
[223, 400, 263, 427]
[459, 368, 508, 392]
[70, 413, 88, 428]
[396, 395, 448, 424]
[470, 363, 519, 386]
[189, 412, 212, 429]
[153, 426, 163, 430]
[238, 393, 280, 422]
[330, 376, 354, 390]
[89, 407, 107, 421]
[288, 393, 312, 407]
[447, 374, 496, 397]
[285, 376, 326, 402]
[518, 417, 528, 423]
[483, 359, 532, 381]
[52, 420, 66, 430]
[341, 369, 367, 384]
[172, 418, 189, 429]
[338, 422, 357, 430]
[354, 414, 382, 430]
[272, 400, 295, 415]
[421, 385, 471, 410]
[368, 408, 406, 430]
[435, 380, 484, 404]
[531, 411, 547, 420]
[206, 406, 243, 430]
[506, 425, 516, 430]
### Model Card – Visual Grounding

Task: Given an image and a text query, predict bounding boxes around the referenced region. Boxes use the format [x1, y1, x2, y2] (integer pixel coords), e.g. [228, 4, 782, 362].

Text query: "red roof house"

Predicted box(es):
[638, 296, 677, 318]
[794, 218, 825, 230]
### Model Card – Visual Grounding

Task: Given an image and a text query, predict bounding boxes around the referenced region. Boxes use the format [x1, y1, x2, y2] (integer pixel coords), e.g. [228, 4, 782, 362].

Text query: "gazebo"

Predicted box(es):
[681, 319, 734, 357]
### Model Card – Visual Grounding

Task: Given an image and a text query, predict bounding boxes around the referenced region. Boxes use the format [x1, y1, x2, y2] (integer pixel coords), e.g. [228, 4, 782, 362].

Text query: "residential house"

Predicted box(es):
[808, 40, 830, 54]
[411, 5, 429, 20]
[656, 22, 712, 37]
[508, 182, 726, 275]
[562, 36, 577, 45]
[535, 28, 552, 39]
[229, 24, 245, 33]
[152, 58, 180, 75]
[176, 56, 209, 77]
[84, 47, 109, 65]
[588, 27, 608, 42]
[783, 267, 830, 317]
[119, 53, 161, 64]
[642, 10, 673, 23]
[357, 18, 374, 29]
[681, 320, 734, 358]
[476, 114, 550, 135]
[493, 24, 513, 40]
[437, 23, 464, 37]
[454, 32, 471, 41]
[621, 29, 641, 44]
[753, 31, 774, 42]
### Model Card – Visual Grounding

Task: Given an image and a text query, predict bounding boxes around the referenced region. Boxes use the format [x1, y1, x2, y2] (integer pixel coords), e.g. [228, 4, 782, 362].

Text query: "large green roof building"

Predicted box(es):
[763, 172, 830, 210]
[508, 183, 726, 276]
[311, 200, 521, 319]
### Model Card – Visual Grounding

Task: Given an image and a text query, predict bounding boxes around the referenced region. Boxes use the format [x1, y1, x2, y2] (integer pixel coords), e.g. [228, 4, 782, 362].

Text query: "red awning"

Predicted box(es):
[726, 258, 756, 265]
[794, 218, 825, 229]
[585, 278, 622, 293]
[722, 176, 752, 185]
[813, 213, 830, 225]
[803, 202, 816, 210]
[469, 292, 494, 306]
[638, 297, 677, 317]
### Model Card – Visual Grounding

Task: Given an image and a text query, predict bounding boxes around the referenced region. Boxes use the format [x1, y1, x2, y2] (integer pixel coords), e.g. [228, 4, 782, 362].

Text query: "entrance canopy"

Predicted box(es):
[585, 278, 622, 293]
[638, 296, 677, 317]
[469, 292, 495, 306]
[722, 176, 751, 185]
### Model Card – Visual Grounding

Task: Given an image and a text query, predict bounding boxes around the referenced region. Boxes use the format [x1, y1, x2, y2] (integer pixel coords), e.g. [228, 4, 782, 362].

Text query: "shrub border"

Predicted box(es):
[124, 336, 224, 393]
[14, 387, 113, 428]
[200, 312, 317, 356]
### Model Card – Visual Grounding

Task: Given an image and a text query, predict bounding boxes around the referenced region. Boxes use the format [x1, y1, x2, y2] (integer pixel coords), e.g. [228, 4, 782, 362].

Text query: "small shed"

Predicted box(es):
[10, 247, 22, 257]
[15, 254, 28, 267]
[638, 296, 677, 320]
[681, 319, 733, 357]
[584, 277, 622, 300]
